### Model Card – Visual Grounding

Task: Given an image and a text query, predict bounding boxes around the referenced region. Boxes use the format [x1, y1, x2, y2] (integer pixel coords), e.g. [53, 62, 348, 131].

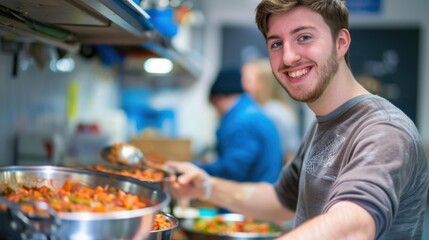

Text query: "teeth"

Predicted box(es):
[288, 69, 308, 78]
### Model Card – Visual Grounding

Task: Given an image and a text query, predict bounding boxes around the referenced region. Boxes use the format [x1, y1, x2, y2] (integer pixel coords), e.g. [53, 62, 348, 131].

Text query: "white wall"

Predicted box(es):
[178, 0, 429, 149]
[0, 44, 119, 165]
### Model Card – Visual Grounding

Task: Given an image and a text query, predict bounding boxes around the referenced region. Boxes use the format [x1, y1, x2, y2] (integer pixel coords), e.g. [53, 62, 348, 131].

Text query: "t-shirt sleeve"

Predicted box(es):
[274, 157, 301, 211]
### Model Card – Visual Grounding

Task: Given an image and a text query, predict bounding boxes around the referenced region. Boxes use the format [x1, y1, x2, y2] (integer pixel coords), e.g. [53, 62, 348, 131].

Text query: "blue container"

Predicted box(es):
[146, 7, 179, 38]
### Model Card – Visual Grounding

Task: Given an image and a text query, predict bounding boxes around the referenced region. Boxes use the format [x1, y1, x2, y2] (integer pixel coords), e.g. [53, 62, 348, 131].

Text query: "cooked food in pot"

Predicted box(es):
[193, 215, 275, 234]
[86, 164, 165, 182]
[0, 166, 170, 240]
[181, 214, 285, 240]
[153, 213, 173, 230]
[1, 180, 148, 213]
[148, 212, 179, 240]
[105, 142, 131, 164]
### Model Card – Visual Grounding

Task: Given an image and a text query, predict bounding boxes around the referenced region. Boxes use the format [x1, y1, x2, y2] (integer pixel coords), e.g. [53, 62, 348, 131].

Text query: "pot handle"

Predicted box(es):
[0, 197, 61, 239]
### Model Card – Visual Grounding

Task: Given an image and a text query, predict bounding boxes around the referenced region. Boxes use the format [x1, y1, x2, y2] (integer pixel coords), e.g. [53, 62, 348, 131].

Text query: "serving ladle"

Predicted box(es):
[100, 143, 180, 177]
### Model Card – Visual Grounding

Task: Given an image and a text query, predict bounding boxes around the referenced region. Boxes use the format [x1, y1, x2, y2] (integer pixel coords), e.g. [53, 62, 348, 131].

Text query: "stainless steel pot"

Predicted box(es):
[0, 165, 170, 240]
[147, 212, 179, 240]
[180, 213, 285, 240]
[65, 161, 168, 189]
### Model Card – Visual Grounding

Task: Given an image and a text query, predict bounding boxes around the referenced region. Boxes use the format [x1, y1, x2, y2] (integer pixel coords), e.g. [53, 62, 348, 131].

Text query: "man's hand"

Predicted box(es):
[164, 161, 212, 200]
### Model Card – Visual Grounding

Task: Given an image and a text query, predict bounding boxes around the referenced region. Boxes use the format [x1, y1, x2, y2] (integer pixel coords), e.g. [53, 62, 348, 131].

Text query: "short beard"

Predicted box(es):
[286, 48, 339, 103]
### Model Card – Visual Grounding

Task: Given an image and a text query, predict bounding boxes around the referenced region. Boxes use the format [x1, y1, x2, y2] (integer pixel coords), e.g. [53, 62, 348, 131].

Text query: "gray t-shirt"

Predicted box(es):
[275, 94, 429, 239]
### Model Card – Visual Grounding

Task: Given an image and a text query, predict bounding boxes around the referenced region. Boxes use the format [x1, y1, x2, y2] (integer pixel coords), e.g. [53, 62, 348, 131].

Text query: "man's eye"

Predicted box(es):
[298, 35, 312, 42]
[270, 41, 282, 49]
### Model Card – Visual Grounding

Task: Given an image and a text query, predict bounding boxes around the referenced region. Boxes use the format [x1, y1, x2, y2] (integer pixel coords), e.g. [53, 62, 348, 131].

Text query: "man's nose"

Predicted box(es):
[282, 43, 301, 66]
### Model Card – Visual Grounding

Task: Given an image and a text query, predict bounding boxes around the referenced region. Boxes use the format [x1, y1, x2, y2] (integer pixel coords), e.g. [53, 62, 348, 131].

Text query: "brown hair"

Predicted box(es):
[255, 0, 350, 66]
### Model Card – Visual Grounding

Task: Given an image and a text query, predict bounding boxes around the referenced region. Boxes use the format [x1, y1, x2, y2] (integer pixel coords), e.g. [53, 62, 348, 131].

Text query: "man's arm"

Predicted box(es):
[166, 161, 294, 224]
[209, 177, 294, 224]
[277, 201, 376, 240]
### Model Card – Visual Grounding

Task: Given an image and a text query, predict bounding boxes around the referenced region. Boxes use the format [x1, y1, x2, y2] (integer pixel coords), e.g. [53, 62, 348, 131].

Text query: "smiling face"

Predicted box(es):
[266, 6, 340, 103]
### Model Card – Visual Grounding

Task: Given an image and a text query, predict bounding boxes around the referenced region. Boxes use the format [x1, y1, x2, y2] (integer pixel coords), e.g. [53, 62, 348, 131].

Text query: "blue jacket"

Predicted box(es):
[196, 94, 282, 183]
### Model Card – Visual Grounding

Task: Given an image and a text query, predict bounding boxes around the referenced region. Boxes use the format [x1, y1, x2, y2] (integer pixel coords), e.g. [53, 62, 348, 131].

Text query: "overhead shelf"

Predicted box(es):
[0, 0, 156, 50]
[0, 0, 200, 80]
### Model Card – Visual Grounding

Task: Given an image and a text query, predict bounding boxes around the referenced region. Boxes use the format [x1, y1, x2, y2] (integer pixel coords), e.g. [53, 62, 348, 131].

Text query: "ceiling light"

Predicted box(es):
[143, 58, 173, 74]
[56, 57, 75, 72]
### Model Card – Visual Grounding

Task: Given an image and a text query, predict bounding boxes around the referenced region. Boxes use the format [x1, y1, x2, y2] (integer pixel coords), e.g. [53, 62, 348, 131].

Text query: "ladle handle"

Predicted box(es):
[144, 163, 182, 178]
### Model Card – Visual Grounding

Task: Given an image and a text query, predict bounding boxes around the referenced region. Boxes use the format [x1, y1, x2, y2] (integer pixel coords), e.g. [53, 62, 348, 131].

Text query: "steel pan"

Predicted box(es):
[180, 213, 285, 240]
[83, 163, 167, 189]
[147, 211, 179, 240]
[63, 159, 168, 190]
[0, 165, 170, 240]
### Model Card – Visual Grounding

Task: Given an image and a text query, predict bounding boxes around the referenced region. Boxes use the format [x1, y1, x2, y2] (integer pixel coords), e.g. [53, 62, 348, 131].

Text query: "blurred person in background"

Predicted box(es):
[194, 67, 282, 184]
[242, 58, 301, 163]
[192, 67, 283, 213]
[165, 0, 429, 239]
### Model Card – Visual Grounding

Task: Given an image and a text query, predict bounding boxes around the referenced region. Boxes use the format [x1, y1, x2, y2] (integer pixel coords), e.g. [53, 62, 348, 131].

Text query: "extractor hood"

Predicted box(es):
[0, 0, 201, 78]
[0, 0, 158, 51]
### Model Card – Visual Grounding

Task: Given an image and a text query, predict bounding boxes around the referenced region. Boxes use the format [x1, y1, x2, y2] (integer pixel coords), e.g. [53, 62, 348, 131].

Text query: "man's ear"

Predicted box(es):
[337, 28, 351, 59]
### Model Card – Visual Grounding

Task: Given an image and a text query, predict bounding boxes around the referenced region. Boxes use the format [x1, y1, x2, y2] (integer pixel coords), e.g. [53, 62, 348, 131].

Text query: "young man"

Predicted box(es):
[166, 1, 429, 239]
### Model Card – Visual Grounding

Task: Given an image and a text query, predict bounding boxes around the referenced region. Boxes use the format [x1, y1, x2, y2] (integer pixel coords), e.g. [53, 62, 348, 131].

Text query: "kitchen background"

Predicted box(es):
[0, 0, 428, 167]
[1, 0, 429, 238]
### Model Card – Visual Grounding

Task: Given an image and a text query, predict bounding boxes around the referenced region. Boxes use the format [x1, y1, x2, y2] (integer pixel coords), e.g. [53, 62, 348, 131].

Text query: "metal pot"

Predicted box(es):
[63, 160, 168, 190]
[180, 213, 285, 240]
[0, 165, 170, 240]
[147, 212, 179, 240]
